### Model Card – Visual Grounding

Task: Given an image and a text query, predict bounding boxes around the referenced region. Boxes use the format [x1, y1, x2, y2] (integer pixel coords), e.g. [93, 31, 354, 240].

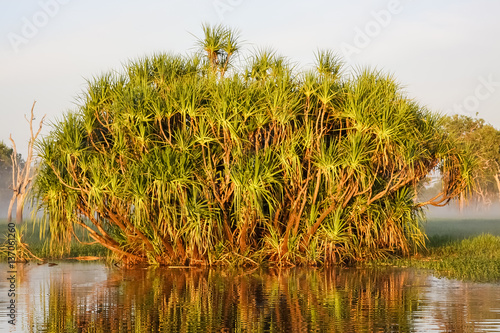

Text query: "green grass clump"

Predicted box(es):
[386, 233, 500, 282]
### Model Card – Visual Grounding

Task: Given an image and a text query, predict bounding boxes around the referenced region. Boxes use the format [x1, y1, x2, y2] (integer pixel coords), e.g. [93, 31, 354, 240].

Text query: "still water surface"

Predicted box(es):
[0, 262, 499, 332]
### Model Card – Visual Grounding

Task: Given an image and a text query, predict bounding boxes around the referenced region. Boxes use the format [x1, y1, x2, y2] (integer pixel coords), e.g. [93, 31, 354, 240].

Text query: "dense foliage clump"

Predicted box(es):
[33, 26, 473, 265]
[443, 115, 500, 204]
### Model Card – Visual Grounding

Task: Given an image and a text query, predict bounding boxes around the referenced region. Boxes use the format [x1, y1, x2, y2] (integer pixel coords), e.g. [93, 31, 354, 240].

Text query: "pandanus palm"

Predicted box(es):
[33, 26, 474, 265]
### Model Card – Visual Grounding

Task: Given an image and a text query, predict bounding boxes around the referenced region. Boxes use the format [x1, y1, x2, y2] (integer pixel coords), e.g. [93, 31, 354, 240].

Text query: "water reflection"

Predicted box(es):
[0, 263, 499, 332]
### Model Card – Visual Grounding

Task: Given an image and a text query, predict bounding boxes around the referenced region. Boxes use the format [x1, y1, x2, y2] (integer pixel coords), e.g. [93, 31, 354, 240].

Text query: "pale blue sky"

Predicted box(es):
[1, 0, 499, 156]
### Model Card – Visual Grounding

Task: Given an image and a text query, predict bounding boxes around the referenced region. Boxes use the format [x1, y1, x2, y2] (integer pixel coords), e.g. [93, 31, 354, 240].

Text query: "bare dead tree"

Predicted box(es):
[7, 101, 46, 223]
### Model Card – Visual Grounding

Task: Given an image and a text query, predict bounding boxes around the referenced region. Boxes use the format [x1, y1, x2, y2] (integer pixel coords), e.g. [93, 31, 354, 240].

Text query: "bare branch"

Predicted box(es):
[7, 101, 45, 223]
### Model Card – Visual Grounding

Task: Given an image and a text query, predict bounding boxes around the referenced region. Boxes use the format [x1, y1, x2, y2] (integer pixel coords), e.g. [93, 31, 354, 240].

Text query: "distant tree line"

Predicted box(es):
[442, 115, 500, 205]
[0, 141, 17, 209]
[0, 142, 16, 207]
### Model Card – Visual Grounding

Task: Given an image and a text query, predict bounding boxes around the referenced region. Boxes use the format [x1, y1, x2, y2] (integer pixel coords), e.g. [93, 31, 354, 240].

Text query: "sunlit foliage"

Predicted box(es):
[442, 115, 500, 205]
[33, 25, 473, 265]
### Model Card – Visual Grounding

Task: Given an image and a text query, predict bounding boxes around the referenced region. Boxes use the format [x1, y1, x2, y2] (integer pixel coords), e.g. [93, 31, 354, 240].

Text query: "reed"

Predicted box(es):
[32, 25, 473, 266]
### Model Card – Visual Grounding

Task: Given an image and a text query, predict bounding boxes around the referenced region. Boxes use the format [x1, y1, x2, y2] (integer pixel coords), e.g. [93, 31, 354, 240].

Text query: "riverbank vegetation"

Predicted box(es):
[384, 233, 500, 282]
[4, 218, 500, 282]
[31, 25, 476, 266]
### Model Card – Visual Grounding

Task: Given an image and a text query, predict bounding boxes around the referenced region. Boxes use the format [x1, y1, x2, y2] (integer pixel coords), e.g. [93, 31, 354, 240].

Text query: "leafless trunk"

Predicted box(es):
[494, 173, 500, 204]
[7, 196, 15, 223]
[7, 101, 45, 223]
[16, 196, 25, 223]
